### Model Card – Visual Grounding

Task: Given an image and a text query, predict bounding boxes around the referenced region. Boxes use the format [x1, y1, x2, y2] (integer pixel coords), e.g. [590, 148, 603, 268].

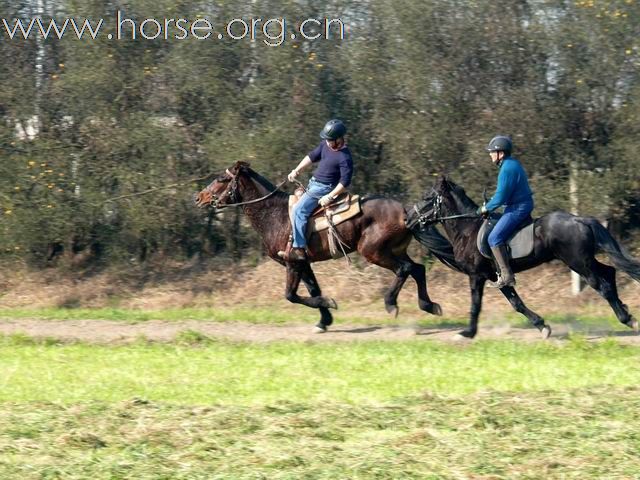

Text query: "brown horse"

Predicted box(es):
[195, 161, 451, 332]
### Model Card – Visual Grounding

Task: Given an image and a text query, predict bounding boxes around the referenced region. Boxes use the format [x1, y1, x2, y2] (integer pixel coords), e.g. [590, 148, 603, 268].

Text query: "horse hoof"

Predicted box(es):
[453, 333, 472, 342]
[430, 303, 443, 317]
[455, 330, 475, 340]
[419, 300, 442, 316]
[385, 304, 399, 318]
[327, 298, 338, 310]
[540, 325, 552, 339]
[313, 325, 327, 334]
[629, 318, 639, 333]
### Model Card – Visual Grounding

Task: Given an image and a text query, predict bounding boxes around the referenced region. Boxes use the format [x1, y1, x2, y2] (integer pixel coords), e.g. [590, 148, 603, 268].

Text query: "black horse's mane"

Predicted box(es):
[443, 178, 479, 213]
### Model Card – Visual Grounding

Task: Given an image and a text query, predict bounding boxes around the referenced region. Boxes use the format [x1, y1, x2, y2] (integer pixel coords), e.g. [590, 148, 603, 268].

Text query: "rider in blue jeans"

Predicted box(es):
[477, 136, 534, 288]
[278, 119, 354, 262]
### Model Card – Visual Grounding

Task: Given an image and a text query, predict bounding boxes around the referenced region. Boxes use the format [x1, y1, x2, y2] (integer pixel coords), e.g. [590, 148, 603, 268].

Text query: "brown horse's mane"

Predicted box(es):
[244, 167, 290, 204]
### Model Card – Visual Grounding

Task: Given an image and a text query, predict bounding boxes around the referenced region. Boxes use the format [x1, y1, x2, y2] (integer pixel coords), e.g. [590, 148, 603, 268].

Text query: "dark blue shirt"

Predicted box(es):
[308, 142, 354, 187]
[485, 157, 533, 211]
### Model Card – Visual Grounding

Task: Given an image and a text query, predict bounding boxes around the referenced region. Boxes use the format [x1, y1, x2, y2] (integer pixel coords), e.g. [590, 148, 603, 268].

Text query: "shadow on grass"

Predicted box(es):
[414, 327, 462, 336]
[329, 326, 384, 334]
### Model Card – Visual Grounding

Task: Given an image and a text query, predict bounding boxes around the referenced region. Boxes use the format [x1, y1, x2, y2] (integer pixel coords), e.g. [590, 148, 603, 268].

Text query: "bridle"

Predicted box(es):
[205, 169, 287, 209]
[420, 190, 480, 224]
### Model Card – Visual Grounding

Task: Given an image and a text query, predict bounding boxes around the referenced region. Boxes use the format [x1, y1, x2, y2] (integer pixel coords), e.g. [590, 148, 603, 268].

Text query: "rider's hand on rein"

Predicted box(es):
[287, 170, 299, 182]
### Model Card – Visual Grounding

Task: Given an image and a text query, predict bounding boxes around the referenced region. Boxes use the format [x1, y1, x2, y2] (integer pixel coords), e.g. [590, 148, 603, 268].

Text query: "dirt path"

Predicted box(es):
[0, 318, 638, 345]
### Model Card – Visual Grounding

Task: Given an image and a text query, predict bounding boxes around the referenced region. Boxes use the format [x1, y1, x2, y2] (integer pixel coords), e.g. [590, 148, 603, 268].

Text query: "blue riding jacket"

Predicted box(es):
[485, 157, 533, 211]
[486, 157, 534, 248]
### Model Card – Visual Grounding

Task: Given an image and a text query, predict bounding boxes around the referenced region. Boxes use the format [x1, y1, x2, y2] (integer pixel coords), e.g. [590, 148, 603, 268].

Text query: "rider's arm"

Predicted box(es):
[293, 156, 312, 175]
[327, 183, 346, 200]
[320, 153, 353, 204]
[289, 143, 323, 181]
[288, 156, 312, 182]
[485, 163, 515, 211]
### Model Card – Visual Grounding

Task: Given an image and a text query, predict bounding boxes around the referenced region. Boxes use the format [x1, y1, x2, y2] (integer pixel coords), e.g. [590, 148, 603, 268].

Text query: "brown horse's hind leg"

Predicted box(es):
[360, 243, 441, 317]
[284, 262, 337, 332]
[406, 255, 443, 316]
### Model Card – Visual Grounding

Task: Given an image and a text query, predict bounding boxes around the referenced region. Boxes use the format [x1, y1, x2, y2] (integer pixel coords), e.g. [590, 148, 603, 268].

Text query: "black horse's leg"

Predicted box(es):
[500, 286, 551, 338]
[573, 260, 637, 330]
[300, 263, 334, 331]
[407, 257, 442, 316]
[284, 262, 338, 332]
[458, 275, 486, 338]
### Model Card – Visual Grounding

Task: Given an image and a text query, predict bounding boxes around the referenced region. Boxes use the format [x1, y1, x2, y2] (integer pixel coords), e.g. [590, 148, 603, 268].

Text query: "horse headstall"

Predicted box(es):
[419, 190, 443, 226]
[406, 190, 441, 230]
[203, 170, 240, 209]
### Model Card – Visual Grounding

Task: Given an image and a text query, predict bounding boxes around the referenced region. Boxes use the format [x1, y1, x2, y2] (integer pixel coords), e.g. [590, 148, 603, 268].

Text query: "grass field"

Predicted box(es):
[0, 306, 629, 331]
[1, 332, 640, 478]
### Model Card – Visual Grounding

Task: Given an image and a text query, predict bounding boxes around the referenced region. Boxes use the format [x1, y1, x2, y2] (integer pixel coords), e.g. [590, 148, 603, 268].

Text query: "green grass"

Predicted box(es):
[1, 335, 639, 405]
[0, 306, 299, 323]
[0, 305, 473, 329]
[1, 386, 640, 478]
[0, 306, 628, 333]
[1, 337, 640, 478]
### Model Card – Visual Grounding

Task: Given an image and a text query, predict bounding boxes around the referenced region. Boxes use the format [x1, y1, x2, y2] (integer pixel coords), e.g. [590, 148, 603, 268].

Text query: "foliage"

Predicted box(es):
[0, 0, 638, 266]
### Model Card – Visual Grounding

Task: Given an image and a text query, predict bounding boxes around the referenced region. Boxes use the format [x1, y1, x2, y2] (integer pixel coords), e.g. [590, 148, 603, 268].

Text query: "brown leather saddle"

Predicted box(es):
[288, 189, 361, 234]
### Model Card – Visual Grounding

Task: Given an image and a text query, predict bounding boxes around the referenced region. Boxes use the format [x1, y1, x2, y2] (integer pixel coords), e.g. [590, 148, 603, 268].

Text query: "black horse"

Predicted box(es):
[415, 175, 640, 339]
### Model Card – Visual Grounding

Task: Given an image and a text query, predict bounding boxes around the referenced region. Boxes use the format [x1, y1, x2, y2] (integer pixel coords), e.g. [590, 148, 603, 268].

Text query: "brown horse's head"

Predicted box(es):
[195, 161, 251, 208]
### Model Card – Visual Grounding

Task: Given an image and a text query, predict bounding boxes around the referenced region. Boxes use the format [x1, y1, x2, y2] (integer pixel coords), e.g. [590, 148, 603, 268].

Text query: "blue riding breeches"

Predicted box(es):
[488, 201, 534, 247]
[291, 177, 335, 248]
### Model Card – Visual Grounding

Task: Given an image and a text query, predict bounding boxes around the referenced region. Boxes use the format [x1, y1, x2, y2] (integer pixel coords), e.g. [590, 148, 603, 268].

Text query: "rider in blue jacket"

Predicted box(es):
[477, 136, 534, 288]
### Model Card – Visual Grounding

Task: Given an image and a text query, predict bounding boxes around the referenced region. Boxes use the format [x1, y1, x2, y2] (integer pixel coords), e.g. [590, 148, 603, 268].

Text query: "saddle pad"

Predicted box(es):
[288, 192, 361, 233]
[477, 218, 535, 259]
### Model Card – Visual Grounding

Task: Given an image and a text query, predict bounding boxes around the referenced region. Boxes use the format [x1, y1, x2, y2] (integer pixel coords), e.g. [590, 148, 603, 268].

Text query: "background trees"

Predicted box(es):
[1, 0, 638, 266]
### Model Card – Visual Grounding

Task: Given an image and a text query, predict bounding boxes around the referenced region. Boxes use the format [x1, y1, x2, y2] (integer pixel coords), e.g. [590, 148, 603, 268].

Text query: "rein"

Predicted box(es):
[209, 169, 287, 208]
[436, 212, 480, 221]
[426, 191, 480, 223]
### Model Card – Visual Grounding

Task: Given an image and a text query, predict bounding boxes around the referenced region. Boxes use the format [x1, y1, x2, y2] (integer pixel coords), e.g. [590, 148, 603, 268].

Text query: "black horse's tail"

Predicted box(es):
[581, 218, 640, 282]
[411, 224, 464, 273]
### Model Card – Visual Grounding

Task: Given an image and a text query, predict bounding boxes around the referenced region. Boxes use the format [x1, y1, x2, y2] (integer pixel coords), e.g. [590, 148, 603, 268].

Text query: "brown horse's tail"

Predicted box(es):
[580, 217, 640, 282]
[411, 224, 464, 273]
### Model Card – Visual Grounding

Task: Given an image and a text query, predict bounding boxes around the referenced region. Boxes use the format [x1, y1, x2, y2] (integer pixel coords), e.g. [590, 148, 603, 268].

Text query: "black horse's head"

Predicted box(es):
[195, 161, 251, 209]
[415, 175, 478, 225]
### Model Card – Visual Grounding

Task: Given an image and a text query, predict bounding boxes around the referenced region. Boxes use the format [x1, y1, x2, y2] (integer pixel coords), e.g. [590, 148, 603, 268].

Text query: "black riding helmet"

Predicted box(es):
[486, 135, 513, 155]
[320, 119, 347, 140]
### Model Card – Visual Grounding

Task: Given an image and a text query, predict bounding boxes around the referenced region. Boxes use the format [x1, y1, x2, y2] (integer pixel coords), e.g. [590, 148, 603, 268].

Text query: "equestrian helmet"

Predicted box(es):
[486, 135, 513, 154]
[320, 119, 347, 140]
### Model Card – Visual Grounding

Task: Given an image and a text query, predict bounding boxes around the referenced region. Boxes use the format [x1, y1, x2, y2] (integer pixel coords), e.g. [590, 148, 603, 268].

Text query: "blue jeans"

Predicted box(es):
[292, 177, 335, 248]
[488, 200, 534, 247]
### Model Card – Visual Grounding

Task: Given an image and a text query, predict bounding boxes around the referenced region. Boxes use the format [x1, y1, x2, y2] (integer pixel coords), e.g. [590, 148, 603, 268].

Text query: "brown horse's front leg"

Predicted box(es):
[300, 263, 334, 330]
[284, 262, 338, 332]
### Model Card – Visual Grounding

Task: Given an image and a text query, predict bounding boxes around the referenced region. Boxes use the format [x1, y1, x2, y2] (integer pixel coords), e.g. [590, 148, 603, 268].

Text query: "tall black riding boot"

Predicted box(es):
[489, 245, 515, 288]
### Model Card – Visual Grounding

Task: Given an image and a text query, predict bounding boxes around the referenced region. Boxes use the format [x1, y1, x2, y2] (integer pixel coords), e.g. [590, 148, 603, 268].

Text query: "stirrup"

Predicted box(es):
[277, 247, 307, 262]
[489, 274, 516, 289]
